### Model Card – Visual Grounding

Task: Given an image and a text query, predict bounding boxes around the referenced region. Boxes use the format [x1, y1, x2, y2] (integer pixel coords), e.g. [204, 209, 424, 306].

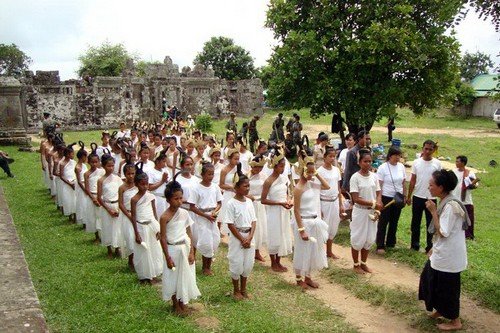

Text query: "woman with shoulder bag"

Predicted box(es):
[375, 146, 407, 254]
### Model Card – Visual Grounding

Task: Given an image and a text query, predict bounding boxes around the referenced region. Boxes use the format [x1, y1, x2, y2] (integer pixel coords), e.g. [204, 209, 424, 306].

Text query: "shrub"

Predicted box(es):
[195, 113, 213, 133]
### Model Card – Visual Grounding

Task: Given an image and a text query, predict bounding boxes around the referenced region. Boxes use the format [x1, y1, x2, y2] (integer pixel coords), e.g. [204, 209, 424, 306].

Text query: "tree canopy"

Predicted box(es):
[459, 51, 494, 82]
[194, 36, 255, 80]
[77, 42, 136, 78]
[266, 0, 462, 133]
[0, 43, 32, 78]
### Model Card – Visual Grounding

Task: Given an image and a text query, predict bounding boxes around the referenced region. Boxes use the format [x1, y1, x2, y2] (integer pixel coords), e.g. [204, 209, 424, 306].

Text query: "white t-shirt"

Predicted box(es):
[377, 162, 406, 197]
[411, 158, 441, 199]
[430, 201, 468, 273]
[187, 182, 223, 209]
[451, 169, 475, 205]
[317, 165, 341, 199]
[224, 198, 256, 229]
[147, 168, 167, 196]
[239, 150, 254, 174]
[338, 148, 349, 172]
[349, 171, 380, 202]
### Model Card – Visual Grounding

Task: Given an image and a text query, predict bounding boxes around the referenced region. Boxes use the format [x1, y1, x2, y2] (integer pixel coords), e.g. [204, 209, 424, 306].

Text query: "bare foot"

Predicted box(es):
[233, 292, 244, 301]
[255, 254, 265, 262]
[107, 252, 114, 259]
[174, 307, 188, 317]
[376, 249, 386, 255]
[152, 277, 162, 285]
[139, 279, 152, 285]
[305, 277, 319, 288]
[115, 249, 122, 258]
[429, 311, 442, 319]
[353, 266, 366, 274]
[128, 263, 135, 272]
[327, 252, 340, 259]
[296, 280, 309, 290]
[278, 264, 288, 272]
[241, 291, 252, 299]
[437, 320, 462, 331]
[202, 268, 213, 276]
[93, 238, 100, 245]
[360, 263, 373, 273]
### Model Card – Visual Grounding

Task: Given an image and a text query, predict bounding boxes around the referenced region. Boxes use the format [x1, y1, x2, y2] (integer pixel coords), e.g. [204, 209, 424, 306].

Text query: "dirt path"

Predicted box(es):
[329, 244, 500, 332]
[304, 125, 500, 138]
[254, 247, 417, 333]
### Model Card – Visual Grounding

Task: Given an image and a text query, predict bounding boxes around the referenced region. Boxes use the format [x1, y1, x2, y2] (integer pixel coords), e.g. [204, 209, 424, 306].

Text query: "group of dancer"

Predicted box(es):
[38, 120, 470, 329]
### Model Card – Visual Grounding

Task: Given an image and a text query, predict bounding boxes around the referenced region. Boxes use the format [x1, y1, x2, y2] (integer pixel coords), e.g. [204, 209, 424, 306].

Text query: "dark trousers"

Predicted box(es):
[411, 196, 435, 252]
[0, 157, 12, 176]
[376, 195, 403, 249]
[465, 204, 474, 240]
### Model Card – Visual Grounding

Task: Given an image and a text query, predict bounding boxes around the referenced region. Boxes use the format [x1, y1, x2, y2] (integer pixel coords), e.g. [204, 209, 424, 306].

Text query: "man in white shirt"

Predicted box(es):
[406, 140, 441, 252]
[452, 155, 477, 240]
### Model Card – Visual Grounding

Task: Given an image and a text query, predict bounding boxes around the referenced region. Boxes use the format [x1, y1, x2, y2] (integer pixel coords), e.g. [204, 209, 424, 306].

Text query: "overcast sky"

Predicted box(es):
[1, 0, 498, 80]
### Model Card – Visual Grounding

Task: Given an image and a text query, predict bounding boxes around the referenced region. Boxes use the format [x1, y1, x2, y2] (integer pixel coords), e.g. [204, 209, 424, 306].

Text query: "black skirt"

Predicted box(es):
[418, 260, 461, 319]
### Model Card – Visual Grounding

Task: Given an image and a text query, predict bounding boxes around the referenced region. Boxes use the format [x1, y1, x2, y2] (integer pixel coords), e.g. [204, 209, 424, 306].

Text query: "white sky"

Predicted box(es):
[1, 0, 498, 80]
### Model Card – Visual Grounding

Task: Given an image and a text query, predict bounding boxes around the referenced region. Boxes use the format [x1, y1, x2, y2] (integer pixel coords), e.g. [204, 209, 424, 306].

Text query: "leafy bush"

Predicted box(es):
[195, 113, 213, 133]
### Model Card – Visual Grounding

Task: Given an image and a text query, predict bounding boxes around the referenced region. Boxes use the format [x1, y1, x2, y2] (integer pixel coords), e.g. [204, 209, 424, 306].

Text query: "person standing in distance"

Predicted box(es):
[406, 140, 441, 253]
[342, 130, 370, 192]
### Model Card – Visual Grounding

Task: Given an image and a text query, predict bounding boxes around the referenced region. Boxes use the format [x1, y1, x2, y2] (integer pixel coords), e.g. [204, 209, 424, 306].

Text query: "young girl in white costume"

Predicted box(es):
[188, 162, 223, 276]
[118, 155, 138, 270]
[175, 153, 197, 215]
[237, 137, 253, 174]
[84, 145, 105, 243]
[208, 145, 224, 186]
[160, 174, 200, 316]
[165, 137, 179, 178]
[74, 142, 88, 226]
[59, 143, 77, 221]
[221, 131, 236, 165]
[218, 147, 240, 234]
[317, 145, 344, 259]
[225, 164, 256, 300]
[349, 149, 382, 274]
[292, 139, 330, 289]
[130, 163, 163, 284]
[248, 154, 268, 262]
[147, 152, 169, 218]
[97, 153, 124, 258]
[261, 148, 293, 272]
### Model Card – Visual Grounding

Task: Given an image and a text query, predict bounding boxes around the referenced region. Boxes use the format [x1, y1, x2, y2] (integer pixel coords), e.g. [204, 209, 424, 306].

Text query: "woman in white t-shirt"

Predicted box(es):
[419, 170, 468, 331]
[349, 149, 382, 274]
[338, 133, 356, 172]
[375, 146, 407, 254]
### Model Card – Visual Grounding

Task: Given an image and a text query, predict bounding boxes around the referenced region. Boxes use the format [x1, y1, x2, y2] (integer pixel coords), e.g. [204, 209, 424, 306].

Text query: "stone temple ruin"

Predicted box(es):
[19, 56, 264, 131]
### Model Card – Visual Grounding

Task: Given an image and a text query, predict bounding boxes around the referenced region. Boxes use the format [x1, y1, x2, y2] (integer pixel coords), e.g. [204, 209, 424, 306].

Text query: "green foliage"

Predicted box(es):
[460, 51, 494, 81]
[77, 41, 136, 78]
[265, 0, 462, 133]
[135, 60, 162, 77]
[0, 43, 32, 78]
[194, 36, 255, 80]
[255, 65, 274, 90]
[195, 113, 213, 133]
[455, 81, 477, 106]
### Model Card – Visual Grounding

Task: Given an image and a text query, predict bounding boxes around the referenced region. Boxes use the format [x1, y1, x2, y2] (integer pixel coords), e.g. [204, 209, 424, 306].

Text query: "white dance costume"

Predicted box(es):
[99, 174, 124, 248]
[317, 165, 342, 239]
[162, 209, 201, 304]
[265, 174, 293, 256]
[187, 182, 223, 258]
[218, 166, 236, 233]
[249, 172, 268, 249]
[133, 192, 163, 280]
[225, 198, 256, 279]
[292, 181, 329, 276]
[56, 159, 64, 207]
[75, 163, 88, 224]
[147, 168, 169, 218]
[120, 186, 138, 256]
[349, 172, 380, 250]
[61, 159, 77, 216]
[85, 168, 105, 233]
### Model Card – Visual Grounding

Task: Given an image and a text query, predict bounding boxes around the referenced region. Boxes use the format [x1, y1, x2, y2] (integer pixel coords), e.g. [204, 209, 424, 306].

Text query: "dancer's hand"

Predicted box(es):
[299, 230, 309, 241]
[166, 256, 175, 269]
[188, 252, 195, 265]
[135, 233, 142, 244]
[425, 200, 436, 214]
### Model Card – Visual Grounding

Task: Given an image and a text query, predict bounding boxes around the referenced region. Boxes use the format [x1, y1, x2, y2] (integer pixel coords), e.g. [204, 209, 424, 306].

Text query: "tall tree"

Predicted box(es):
[0, 43, 32, 78]
[460, 51, 494, 81]
[194, 36, 255, 80]
[266, 0, 462, 133]
[78, 42, 135, 78]
[469, 0, 500, 31]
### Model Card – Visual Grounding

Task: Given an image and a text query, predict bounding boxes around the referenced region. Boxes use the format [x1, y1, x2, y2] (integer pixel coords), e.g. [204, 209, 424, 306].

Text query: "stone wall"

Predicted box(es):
[23, 56, 264, 132]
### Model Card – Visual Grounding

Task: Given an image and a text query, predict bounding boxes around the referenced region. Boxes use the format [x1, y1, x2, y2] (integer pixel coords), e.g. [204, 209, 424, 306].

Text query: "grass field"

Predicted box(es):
[1, 108, 499, 331]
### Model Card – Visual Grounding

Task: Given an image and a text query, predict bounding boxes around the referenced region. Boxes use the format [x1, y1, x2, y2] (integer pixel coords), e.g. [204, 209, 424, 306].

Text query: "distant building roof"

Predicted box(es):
[470, 74, 500, 97]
